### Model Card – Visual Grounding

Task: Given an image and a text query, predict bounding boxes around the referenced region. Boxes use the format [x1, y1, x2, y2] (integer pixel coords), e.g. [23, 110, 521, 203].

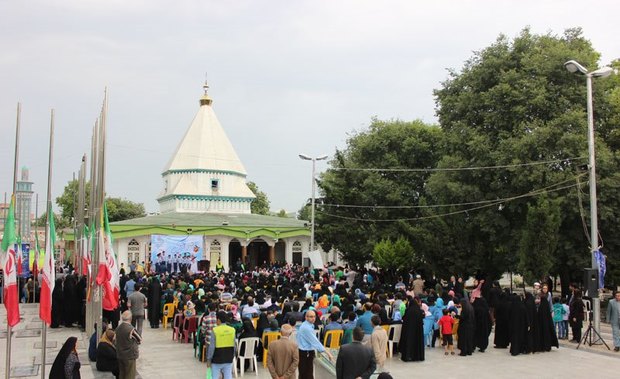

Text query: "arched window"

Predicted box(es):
[209, 240, 221, 270]
[127, 239, 140, 267]
[292, 241, 302, 265]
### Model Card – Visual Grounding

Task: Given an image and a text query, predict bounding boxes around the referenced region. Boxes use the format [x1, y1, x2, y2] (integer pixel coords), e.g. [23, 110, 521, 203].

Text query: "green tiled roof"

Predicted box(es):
[106, 212, 310, 240]
[113, 212, 308, 227]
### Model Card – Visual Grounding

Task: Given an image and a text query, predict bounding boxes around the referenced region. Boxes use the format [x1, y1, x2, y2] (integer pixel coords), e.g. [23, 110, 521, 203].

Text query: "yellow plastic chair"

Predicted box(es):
[261, 331, 282, 367]
[323, 330, 344, 349]
[162, 303, 175, 329]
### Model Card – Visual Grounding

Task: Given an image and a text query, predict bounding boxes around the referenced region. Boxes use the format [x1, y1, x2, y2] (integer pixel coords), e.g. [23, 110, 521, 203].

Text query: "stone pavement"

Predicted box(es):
[1, 304, 618, 379]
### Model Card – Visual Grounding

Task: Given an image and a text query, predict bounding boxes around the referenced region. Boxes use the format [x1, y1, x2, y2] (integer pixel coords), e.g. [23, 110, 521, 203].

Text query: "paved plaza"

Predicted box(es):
[0, 304, 617, 379]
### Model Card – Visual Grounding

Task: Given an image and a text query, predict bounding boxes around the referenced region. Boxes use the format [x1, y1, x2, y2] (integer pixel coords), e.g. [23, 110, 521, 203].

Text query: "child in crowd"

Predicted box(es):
[552, 297, 565, 339]
[561, 298, 570, 340]
[437, 308, 455, 355]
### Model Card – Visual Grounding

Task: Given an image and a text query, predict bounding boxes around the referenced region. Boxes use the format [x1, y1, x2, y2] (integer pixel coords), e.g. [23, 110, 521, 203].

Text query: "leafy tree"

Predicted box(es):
[297, 203, 311, 221]
[35, 211, 67, 229]
[56, 179, 90, 223]
[105, 197, 146, 222]
[55, 179, 145, 225]
[315, 118, 444, 268]
[276, 209, 288, 218]
[517, 196, 561, 285]
[373, 236, 416, 272]
[247, 181, 270, 215]
[431, 27, 620, 289]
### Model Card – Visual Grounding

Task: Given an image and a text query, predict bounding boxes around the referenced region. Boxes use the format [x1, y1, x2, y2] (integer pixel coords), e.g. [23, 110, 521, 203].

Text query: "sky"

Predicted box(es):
[0, 0, 618, 216]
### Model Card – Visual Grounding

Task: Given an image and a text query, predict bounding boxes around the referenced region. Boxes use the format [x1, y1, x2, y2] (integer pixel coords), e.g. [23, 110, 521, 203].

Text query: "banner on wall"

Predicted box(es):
[19, 243, 31, 278]
[150, 235, 204, 274]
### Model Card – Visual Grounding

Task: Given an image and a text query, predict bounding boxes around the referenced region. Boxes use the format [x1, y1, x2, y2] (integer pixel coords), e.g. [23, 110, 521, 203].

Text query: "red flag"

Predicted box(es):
[1, 197, 20, 327]
[39, 205, 56, 325]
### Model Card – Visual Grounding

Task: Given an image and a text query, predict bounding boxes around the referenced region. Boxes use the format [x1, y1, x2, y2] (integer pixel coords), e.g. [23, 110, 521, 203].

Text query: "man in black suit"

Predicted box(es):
[336, 327, 376, 379]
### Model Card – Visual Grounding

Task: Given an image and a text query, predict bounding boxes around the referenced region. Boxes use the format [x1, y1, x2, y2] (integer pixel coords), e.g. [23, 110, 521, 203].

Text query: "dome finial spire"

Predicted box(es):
[200, 74, 213, 106]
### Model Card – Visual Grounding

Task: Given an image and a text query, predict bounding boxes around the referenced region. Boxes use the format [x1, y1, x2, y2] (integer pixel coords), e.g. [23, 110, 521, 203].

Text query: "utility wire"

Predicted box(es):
[330, 157, 586, 173]
[318, 175, 586, 222]
[321, 174, 585, 210]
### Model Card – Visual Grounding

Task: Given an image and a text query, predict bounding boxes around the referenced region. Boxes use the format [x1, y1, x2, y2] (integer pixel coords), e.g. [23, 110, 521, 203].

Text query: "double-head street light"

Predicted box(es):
[564, 59, 613, 335]
[299, 154, 328, 253]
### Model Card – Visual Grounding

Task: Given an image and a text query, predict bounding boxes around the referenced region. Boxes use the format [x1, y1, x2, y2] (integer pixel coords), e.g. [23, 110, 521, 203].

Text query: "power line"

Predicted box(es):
[321, 174, 584, 209]
[330, 157, 586, 173]
[318, 175, 585, 222]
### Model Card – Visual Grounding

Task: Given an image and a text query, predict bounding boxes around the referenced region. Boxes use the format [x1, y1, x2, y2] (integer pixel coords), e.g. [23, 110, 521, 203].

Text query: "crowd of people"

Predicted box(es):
[43, 261, 620, 379]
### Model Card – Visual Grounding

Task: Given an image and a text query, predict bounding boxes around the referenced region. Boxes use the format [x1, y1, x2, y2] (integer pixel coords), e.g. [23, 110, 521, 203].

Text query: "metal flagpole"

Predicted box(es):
[86, 122, 97, 337]
[40, 109, 55, 379]
[77, 156, 86, 279]
[33, 193, 38, 304]
[6, 102, 21, 379]
[93, 89, 107, 343]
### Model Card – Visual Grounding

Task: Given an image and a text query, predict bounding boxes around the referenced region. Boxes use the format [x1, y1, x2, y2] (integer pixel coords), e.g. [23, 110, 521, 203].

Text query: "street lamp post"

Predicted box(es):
[299, 154, 328, 253]
[564, 59, 613, 335]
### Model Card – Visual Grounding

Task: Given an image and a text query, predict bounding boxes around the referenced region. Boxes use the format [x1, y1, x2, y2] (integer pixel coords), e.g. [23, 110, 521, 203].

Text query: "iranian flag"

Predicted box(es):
[39, 205, 56, 325]
[95, 202, 120, 311]
[81, 225, 91, 276]
[1, 197, 20, 327]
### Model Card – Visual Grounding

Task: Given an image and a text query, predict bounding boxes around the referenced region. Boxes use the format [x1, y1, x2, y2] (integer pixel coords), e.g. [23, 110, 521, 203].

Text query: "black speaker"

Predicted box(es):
[583, 268, 599, 298]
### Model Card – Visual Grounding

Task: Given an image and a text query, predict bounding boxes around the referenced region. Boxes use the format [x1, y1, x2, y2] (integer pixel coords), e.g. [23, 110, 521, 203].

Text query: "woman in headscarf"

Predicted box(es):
[96, 329, 119, 378]
[523, 292, 538, 353]
[62, 274, 78, 327]
[471, 292, 492, 352]
[457, 297, 475, 356]
[399, 297, 425, 362]
[147, 276, 162, 329]
[536, 294, 559, 352]
[421, 303, 434, 347]
[51, 278, 64, 328]
[49, 336, 81, 379]
[509, 293, 528, 356]
[429, 297, 445, 347]
[493, 291, 511, 349]
[317, 294, 330, 315]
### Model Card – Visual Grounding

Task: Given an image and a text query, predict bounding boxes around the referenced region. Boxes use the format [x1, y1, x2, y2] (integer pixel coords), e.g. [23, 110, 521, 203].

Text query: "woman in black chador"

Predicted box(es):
[493, 291, 511, 349]
[472, 295, 492, 352]
[62, 274, 78, 326]
[51, 278, 64, 328]
[457, 298, 475, 356]
[509, 293, 528, 356]
[523, 292, 538, 353]
[147, 276, 162, 328]
[399, 297, 425, 362]
[536, 294, 559, 352]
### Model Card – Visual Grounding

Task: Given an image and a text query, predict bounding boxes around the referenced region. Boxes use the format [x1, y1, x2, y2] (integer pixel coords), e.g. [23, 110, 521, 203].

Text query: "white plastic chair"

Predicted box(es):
[237, 337, 260, 376]
[387, 324, 402, 358]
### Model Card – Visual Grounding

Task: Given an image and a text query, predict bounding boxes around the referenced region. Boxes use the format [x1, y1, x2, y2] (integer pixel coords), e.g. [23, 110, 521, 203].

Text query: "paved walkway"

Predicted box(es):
[1, 304, 618, 378]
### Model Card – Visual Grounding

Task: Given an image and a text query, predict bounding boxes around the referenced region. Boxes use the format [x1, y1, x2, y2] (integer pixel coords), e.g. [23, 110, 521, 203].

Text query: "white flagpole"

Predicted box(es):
[40, 109, 54, 379]
[6, 102, 21, 379]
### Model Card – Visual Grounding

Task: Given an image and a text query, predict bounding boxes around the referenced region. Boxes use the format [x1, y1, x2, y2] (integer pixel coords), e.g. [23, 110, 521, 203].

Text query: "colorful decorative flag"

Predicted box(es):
[594, 249, 606, 289]
[37, 234, 44, 272]
[81, 225, 91, 276]
[16, 234, 22, 277]
[1, 197, 20, 327]
[95, 202, 120, 311]
[39, 205, 56, 325]
[28, 242, 35, 271]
